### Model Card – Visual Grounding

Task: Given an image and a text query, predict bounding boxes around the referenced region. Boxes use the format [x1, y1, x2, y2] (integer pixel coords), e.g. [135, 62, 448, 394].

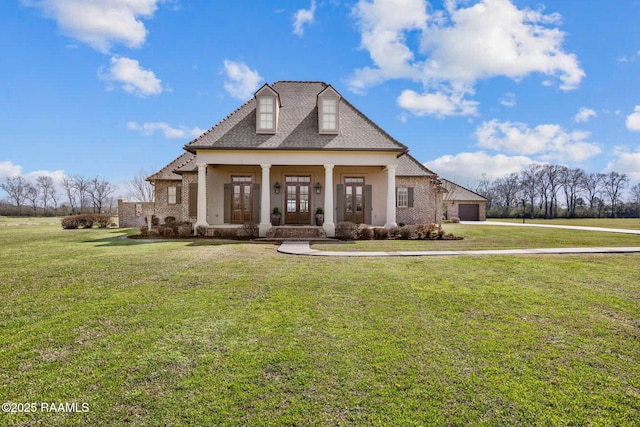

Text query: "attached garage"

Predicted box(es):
[442, 179, 487, 221]
[458, 203, 480, 221]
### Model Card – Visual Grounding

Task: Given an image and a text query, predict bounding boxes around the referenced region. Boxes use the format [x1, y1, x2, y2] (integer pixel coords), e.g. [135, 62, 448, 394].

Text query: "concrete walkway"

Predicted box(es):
[277, 222, 640, 257]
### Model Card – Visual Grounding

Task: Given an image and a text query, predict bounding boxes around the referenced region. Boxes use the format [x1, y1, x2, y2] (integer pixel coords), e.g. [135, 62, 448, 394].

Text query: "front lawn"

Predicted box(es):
[488, 217, 640, 230]
[1, 224, 639, 426]
[313, 223, 640, 252]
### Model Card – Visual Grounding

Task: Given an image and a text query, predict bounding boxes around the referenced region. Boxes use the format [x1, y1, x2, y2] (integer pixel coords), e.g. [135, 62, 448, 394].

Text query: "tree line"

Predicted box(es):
[475, 164, 639, 218]
[0, 175, 117, 216]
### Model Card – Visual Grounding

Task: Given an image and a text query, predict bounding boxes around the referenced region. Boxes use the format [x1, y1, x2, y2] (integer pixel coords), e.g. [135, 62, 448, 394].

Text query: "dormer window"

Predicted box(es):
[255, 84, 280, 134]
[259, 96, 275, 130]
[321, 98, 337, 131]
[317, 85, 341, 134]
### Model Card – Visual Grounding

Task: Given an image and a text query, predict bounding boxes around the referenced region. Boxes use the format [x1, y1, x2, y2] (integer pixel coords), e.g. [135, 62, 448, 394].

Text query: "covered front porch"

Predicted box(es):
[193, 151, 400, 237]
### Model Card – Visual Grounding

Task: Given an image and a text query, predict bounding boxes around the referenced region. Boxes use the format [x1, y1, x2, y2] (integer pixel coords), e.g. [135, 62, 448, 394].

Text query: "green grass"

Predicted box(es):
[313, 223, 640, 252]
[1, 224, 639, 426]
[489, 217, 640, 230]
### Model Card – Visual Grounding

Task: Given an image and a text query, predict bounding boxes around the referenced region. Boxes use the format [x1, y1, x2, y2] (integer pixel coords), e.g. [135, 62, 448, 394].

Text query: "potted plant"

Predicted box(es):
[270, 207, 281, 226]
[315, 207, 324, 226]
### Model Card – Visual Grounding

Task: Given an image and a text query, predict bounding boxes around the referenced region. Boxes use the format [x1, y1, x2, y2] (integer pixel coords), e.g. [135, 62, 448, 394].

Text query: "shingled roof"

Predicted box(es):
[147, 152, 195, 181]
[396, 153, 437, 177]
[185, 81, 408, 153]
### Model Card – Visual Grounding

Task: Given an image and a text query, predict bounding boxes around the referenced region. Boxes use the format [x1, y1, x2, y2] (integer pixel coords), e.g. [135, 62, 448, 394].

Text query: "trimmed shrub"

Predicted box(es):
[388, 226, 401, 238]
[373, 228, 389, 240]
[177, 224, 193, 237]
[357, 225, 373, 240]
[398, 226, 414, 240]
[61, 214, 112, 229]
[163, 227, 175, 237]
[335, 222, 358, 240]
[450, 216, 460, 223]
[95, 215, 112, 228]
[61, 216, 79, 229]
[240, 222, 259, 239]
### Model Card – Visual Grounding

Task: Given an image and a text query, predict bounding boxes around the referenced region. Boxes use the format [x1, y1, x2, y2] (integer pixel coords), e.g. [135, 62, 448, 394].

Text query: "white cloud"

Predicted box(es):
[350, 0, 427, 92]
[127, 121, 205, 139]
[425, 151, 537, 183]
[100, 56, 163, 97]
[24, 0, 162, 53]
[350, 0, 584, 116]
[625, 106, 640, 131]
[0, 161, 67, 185]
[606, 149, 640, 182]
[475, 120, 601, 162]
[397, 89, 478, 117]
[223, 60, 263, 100]
[0, 161, 23, 179]
[575, 107, 596, 123]
[293, 0, 316, 36]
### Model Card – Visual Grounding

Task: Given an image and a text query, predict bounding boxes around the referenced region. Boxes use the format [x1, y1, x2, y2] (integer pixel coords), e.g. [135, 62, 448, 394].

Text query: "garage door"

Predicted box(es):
[458, 204, 479, 221]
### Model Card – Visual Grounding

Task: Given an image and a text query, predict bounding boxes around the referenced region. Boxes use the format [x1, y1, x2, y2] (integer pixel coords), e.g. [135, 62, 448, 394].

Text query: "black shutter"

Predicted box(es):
[365, 185, 372, 224]
[188, 183, 197, 217]
[176, 186, 182, 204]
[336, 184, 344, 223]
[408, 187, 414, 208]
[252, 183, 260, 224]
[223, 183, 231, 223]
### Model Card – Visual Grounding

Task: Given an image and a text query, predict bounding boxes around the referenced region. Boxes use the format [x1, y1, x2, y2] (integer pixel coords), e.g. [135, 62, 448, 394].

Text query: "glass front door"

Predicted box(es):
[231, 176, 252, 224]
[344, 177, 365, 223]
[285, 176, 311, 225]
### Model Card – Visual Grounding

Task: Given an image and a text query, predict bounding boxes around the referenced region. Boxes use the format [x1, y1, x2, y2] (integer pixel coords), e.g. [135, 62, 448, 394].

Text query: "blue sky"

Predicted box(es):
[2, 0, 640, 197]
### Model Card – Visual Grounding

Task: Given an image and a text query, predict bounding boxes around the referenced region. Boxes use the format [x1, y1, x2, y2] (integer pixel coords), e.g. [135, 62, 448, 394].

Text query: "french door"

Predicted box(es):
[285, 176, 311, 224]
[344, 177, 365, 223]
[231, 176, 252, 224]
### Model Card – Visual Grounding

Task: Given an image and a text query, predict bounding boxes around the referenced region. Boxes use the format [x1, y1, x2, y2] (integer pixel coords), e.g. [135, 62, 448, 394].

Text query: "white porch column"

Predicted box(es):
[195, 163, 209, 234]
[384, 164, 397, 229]
[259, 164, 271, 237]
[323, 164, 335, 237]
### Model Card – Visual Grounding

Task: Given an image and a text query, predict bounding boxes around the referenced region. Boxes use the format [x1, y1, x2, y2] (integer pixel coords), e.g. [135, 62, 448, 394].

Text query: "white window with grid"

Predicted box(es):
[258, 96, 274, 131]
[396, 187, 408, 208]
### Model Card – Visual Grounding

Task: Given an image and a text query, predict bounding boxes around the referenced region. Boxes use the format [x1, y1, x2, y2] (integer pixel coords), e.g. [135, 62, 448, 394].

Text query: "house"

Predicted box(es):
[137, 81, 480, 237]
[442, 179, 488, 221]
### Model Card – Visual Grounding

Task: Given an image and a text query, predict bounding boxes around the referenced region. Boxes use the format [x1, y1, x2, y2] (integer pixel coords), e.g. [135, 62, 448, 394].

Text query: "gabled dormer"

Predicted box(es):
[255, 84, 281, 134]
[317, 85, 341, 134]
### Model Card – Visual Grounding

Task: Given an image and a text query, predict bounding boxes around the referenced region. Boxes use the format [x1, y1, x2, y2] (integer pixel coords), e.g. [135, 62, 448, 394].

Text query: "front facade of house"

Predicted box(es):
[145, 81, 449, 237]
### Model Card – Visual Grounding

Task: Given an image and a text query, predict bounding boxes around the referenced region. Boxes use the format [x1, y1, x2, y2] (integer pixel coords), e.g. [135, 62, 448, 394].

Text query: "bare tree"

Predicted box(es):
[493, 172, 520, 214]
[541, 164, 563, 219]
[0, 176, 28, 214]
[24, 183, 40, 214]
[630, 183, 640, 205]
[602, 172, 629, 218]
[560, 167, 585, 218]
[89, 176, 116, 214]
[73, 176, 92, 213]
[126, 169, 155, 202]
[519, 164, 542, 219]
[581, 172, 605, 215]
[36, 176, 57, 214]
[475, 173, 496, 211]
[62, 176, 78, 214]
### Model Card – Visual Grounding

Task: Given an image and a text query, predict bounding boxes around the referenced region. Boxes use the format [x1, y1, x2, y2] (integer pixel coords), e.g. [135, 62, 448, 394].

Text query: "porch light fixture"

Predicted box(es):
[314, 182, 322, 194]
[274, 182, 281, 194]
